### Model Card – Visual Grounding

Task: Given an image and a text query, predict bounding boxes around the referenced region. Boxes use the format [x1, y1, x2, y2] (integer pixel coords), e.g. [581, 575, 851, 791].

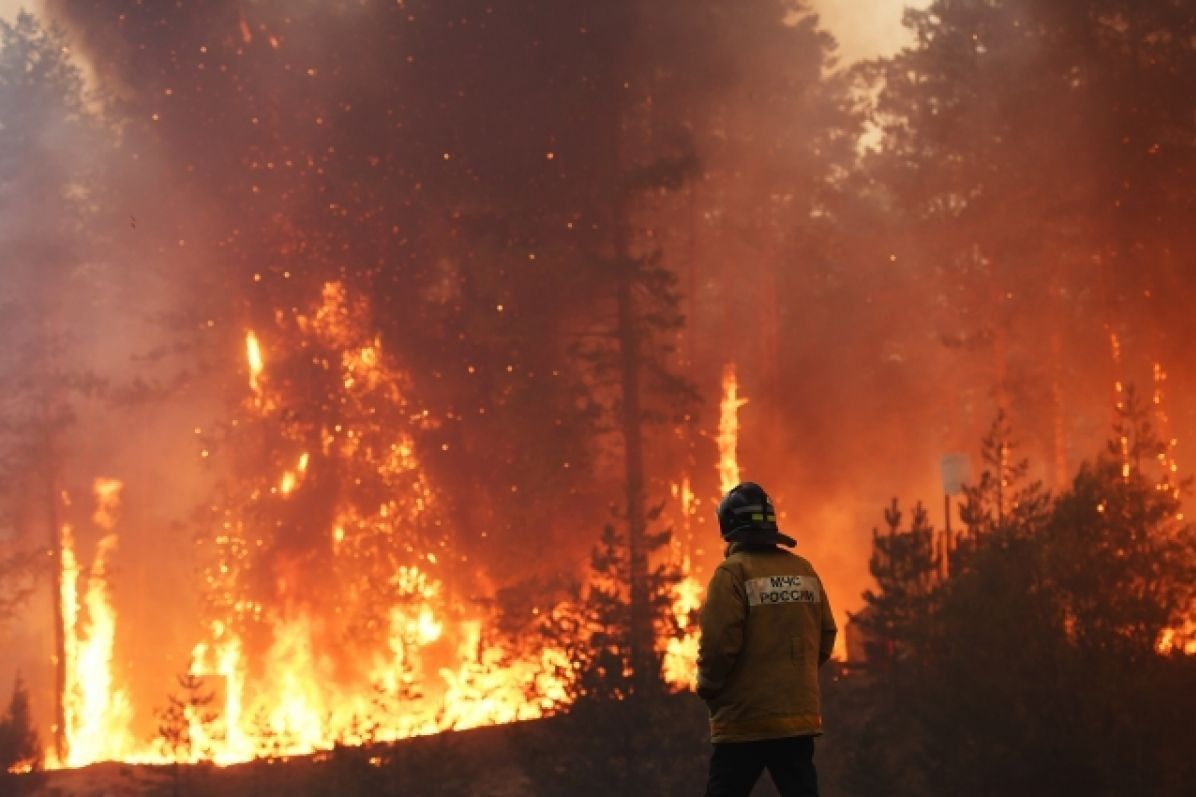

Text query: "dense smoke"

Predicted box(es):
[0, 0, 1192, 753]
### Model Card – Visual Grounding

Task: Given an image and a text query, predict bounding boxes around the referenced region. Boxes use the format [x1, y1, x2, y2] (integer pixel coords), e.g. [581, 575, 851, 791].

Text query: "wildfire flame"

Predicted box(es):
[1156, 625, 1196, 656]
[158, 281, 574, 764]
[245, 330, 264, 393]
[41, 286, 1188, 775]
[717, 363, 748, 494]
[660, 562, 703, 688]
[661, 365, 750, 688]
[41, 298, 760, 770]
[55, 479, 134, 768]
[1147, 361, 1194, 654]
[1151, 362, 1182, 501]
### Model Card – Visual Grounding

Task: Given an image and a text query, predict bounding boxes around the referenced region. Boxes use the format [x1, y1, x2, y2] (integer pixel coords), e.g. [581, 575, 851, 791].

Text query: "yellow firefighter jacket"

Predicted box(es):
[696, 542, 837, 743]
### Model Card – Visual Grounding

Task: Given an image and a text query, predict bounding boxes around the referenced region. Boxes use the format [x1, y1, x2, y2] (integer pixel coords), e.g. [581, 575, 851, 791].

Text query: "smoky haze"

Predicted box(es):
[0, 0, 1191, 760]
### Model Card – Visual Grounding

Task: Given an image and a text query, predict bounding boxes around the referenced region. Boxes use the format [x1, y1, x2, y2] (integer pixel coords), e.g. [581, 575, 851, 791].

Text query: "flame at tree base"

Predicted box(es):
[52, 480, 135, 769]
[172, 595, 574, 765]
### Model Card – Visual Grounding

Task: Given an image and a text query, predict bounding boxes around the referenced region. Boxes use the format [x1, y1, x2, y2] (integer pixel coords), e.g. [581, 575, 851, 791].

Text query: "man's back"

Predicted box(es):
[698, 544, 837, 743]
[699, 481, 835, 797]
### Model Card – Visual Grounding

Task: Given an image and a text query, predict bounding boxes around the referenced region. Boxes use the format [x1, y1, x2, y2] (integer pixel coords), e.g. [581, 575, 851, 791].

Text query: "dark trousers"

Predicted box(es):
[704, 735, 818, 797]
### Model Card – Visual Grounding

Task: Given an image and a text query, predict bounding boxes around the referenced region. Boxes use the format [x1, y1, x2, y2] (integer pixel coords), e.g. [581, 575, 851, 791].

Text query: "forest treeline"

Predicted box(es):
[6, 404, 1193, 795]
[2, 0, 1195, 794]
[827, 400, 1196, 796]
[500, 396, 1196, 797]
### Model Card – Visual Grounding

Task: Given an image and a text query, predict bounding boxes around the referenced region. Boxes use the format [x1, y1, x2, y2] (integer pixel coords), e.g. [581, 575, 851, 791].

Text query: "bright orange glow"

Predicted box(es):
[277, 452, 308, 496]
[661, 565, 703, 688]
[56, 521, 78, 767]
[1151, 362, 1182, 501]
[1147, 361, 1193, 652]
[671, 476, 696, 522]
[662, 366, 750, 689]
[1156, 625, 1196, 656]
[171, 564, 575, 763]
[245, 330, 264, 394]
[717, 363, 748, 494]
[54, 480, 135, 768]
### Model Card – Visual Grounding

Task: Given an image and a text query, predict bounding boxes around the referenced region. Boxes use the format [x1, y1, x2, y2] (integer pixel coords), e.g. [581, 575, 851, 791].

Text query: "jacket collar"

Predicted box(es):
[725, 539, 793, 557]
[723, 529, 797, 554]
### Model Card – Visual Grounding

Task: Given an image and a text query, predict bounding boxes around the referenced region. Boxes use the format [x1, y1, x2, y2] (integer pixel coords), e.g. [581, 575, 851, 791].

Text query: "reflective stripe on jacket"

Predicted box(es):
[696, 542, 837, 743]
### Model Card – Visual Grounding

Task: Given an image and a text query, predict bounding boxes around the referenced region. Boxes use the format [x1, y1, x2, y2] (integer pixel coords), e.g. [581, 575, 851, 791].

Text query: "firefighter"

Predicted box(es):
[697, 482, 837, 797]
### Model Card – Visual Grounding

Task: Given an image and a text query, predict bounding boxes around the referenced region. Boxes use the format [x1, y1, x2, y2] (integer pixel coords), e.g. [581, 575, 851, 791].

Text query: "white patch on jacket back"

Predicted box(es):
[745, 575, 822, 606]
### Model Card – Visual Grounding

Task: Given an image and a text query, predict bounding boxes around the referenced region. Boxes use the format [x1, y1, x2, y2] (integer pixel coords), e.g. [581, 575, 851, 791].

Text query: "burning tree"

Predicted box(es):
[1054, 389, 1196, 657]
[183, 279, 577, 761]
[0, 10, 116, 766]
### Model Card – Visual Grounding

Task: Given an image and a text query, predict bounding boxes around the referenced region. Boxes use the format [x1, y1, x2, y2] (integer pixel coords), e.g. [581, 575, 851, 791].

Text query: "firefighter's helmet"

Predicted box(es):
[716, 482, 796, 547]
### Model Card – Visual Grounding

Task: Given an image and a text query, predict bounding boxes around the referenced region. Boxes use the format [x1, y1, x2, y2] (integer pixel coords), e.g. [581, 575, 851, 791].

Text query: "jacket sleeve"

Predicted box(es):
[696, 565, 746, 699]
[819, 574, 837, 666]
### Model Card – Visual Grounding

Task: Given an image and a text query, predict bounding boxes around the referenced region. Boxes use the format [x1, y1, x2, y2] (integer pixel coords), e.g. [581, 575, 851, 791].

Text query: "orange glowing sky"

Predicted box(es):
[0, 0, 37, 20]
[813, 0, 930, 62]
[3, 1, 925, 63]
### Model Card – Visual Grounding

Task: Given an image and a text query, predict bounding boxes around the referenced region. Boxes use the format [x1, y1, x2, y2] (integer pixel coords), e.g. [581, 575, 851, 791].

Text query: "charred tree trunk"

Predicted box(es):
[611, 153, 655, 698]
[615, 235, 654, 694]
[605, 25, 655, 691]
